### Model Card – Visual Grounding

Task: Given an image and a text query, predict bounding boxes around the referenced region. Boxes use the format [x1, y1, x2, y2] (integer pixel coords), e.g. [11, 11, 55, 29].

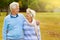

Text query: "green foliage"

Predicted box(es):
[28, 0, 47, 12]
[0, 0, 28, 12]
[19, 0, 28, 11]
[0, 0, 19, 10]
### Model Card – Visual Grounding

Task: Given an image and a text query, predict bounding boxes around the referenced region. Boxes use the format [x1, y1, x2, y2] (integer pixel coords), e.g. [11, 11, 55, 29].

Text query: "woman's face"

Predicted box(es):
[26, 13, 32, 22]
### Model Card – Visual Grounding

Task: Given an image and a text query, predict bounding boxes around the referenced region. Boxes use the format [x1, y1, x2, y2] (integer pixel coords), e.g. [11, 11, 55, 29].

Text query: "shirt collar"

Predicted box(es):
[10, 14, 18, 18]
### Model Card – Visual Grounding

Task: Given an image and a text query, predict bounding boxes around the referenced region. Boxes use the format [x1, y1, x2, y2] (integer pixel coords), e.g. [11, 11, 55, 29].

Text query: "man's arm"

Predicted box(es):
[36, 20, 41, 40]
[36, 20, 40, 25]
[37, 26, 41, 40]
[2, 18, 8, 40]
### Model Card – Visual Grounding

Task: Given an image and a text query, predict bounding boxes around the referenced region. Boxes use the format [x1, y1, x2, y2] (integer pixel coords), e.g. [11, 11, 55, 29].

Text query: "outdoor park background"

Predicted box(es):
[0, 0, 60, 40]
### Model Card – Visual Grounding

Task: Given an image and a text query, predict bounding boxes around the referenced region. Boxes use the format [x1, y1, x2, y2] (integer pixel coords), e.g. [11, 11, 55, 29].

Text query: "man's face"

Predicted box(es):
[12, 5, 19, 14]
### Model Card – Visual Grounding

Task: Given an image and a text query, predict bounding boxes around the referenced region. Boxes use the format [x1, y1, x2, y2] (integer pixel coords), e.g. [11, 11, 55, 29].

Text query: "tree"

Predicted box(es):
[0, 0, 19, 15]
[19, 0, 28, 12]
[28, 0, 47, 12]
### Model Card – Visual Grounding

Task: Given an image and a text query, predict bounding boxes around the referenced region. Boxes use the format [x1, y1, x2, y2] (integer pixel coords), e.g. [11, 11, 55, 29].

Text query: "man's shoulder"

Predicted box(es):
[18, 13, 26, 21]
[18, 13, 25, 18]
[4, 14, 10, 20]
[18, 13, 24, 16]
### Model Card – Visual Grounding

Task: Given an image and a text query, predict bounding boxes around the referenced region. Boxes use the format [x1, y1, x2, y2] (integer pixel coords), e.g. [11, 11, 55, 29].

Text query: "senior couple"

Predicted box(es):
[2, 2, 41, 40]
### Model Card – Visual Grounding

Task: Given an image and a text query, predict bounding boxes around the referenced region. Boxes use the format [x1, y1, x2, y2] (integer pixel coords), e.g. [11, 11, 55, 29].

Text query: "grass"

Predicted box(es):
[36, 12, 60, 40]
[0, 12, 60, 40]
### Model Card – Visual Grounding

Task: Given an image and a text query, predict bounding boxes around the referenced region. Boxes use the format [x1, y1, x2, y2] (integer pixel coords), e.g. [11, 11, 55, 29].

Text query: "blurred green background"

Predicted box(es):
[0, 0, 60, 40]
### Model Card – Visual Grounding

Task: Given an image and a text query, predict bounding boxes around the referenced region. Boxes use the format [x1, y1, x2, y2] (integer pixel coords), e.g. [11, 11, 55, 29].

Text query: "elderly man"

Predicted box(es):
[2, 2, 25, 40]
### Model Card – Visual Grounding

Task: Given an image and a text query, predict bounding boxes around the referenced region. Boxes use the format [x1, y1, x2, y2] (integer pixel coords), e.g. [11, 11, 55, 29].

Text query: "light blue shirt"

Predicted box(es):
[2, 13, 25, 40]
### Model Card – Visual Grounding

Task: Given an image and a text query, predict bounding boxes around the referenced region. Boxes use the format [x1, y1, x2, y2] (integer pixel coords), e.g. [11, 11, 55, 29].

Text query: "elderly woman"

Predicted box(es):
[23, 8, 41, 40]
[2, 2, 25, 40]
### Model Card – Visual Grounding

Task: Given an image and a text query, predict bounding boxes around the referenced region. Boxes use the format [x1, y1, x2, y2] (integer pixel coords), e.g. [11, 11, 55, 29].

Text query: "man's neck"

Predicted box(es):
[11, 12, 18, 17]
[11, 13, 17, 16]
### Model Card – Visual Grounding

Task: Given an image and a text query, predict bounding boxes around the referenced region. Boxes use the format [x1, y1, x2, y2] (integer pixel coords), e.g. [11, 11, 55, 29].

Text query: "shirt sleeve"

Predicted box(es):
[20, 14, 26, 21]
[20, 14, 26, 36]
[2, 18, 8, 40]
[32, 19, 41, 40]
[37, 26, 41, 40]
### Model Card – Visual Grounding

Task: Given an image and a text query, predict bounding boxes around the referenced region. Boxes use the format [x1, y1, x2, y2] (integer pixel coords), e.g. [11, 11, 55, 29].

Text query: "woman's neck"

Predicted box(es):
[28, 19, 33, 23]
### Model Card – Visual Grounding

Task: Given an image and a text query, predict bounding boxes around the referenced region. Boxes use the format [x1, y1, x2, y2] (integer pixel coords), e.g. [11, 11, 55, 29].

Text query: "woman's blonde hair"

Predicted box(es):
[26, 8, 36, 17]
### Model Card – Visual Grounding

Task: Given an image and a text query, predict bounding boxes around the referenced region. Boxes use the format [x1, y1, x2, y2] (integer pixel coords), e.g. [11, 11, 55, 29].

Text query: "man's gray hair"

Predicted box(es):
[10, 2, 19, 10]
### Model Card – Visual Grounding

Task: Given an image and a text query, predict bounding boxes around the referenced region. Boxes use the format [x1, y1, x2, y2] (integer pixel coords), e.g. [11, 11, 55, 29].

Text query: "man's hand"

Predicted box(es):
[36, 20, 40, 25]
